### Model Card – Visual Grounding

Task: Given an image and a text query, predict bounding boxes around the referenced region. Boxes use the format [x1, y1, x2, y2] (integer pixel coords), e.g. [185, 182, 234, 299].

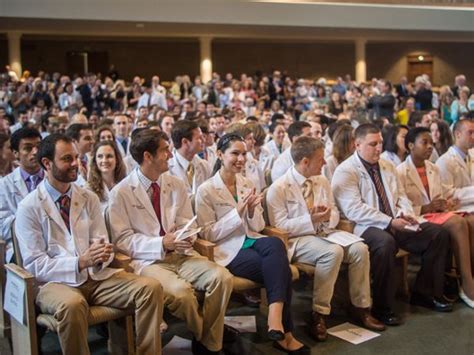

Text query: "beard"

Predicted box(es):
[51, 162, 78, 183]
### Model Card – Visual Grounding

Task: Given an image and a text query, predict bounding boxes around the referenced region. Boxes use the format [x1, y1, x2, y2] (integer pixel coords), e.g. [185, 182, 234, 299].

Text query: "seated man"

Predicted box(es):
[15, 133, 163, 354]
[332, 124, 452, 325]
[436, 118, 474, 210]
[0, 127, 42, 262]
[108, 129, 233, 355]
[168, 119, 211, 197]
[271, 121, 312, 182]
[267, 136, 385, 341]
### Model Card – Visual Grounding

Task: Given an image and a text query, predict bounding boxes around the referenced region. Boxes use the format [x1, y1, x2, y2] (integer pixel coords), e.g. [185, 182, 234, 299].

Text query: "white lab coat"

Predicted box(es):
[15, 182, 118, 287]
[168, 151, 211, 196]
[255, 145, 274, 173]
[0, 167, 30, 261]
[397, 156, 449, 216]
[242, 152, 266, 193]
[264, 139, 290, 161]
[108, 170, 194, 274]
[266, 168, 339, 259]
[271, 147, 294, 182]
[322, 155, 338, 183]
[380, 151, 403, 168]
[436, 146, 474, 203]
[195, 173, 265, 266]
[115, 137, 130, 157]
[331, 153, 415, 236]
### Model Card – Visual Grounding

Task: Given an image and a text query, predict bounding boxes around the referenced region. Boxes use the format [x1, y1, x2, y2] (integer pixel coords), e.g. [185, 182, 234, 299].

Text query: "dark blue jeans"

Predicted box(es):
[227, 237, 294, 332]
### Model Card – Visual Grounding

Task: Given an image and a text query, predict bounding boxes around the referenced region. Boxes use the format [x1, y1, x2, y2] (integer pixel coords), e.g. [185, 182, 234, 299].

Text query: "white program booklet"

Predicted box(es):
[328, 322, 381, 345]
[324, 230, 363, 247]
[175, 216, 201, 241]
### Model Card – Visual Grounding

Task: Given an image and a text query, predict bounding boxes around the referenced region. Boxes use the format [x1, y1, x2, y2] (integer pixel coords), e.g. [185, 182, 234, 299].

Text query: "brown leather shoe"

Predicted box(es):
[310, 312, 328, 341]
[352, 307, 386, 332]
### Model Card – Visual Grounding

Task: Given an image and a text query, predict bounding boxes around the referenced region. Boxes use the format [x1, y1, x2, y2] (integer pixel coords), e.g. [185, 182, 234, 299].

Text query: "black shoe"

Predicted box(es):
[273, 341, 311, 354]
[372, 310, 402, 326]
[223, 324, 239, 343]
[410, 293, 453, 312]
[192, 338, 222, 355]
[268, 329, 285, 341]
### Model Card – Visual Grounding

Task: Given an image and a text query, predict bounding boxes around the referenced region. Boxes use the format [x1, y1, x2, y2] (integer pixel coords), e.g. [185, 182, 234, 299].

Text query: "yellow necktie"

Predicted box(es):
[302, 179, 314, 210]
[187, 163, 194, 186]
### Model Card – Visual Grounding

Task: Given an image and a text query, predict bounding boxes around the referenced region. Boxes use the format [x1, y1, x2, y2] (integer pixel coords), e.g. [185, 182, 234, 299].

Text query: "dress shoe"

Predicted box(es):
[410, 293, 453, 312]
[192, 338, 222, 355]
[459, 287, 474, 309]
[351, 307, 386, 331]
[268, 329, 285, 341]
[310, 312, 327, 341]
[223, 324, 240, 343]
[273, 341, 311, 355]
[372, 310, 402, 326]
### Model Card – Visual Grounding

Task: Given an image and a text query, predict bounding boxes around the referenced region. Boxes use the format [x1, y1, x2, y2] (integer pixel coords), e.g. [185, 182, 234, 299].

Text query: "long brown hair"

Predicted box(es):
[332, 125, 355, 164]
[88, 140, 126, 201]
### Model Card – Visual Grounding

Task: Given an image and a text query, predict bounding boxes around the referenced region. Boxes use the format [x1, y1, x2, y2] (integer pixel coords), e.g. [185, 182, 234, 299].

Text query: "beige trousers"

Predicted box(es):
[141, 251, 233, 352]
[292, 235, 371, 315]
[36, 271, 163, 355]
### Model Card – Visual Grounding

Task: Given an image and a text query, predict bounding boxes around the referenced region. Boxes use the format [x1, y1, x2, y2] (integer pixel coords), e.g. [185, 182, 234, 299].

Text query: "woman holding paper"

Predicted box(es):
[397, 127, 474, 308]
[195, 133, 308, 353]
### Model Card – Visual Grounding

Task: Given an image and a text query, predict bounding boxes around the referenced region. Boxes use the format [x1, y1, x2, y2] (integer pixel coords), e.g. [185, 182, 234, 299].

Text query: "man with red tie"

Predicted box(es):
[108, 128, 233, 355]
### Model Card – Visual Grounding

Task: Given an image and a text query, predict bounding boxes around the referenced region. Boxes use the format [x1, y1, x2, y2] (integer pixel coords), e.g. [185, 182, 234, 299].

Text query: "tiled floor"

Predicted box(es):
[1, 276, 473, 355]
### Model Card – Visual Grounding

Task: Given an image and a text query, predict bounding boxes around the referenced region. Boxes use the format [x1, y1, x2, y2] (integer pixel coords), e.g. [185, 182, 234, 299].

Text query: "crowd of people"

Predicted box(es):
[0, 67, 473, 355]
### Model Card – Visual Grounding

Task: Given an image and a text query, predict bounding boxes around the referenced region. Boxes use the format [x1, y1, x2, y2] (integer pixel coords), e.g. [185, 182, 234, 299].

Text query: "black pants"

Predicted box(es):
[227, 237, 294, 332]
[361, 222, 450, 313]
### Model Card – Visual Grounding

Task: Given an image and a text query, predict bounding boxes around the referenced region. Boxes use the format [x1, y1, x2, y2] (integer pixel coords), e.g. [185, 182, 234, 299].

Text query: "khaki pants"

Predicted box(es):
[141, 252, 233, 352]
[36, 272, 163, 355]
[292, 236, 371, 315]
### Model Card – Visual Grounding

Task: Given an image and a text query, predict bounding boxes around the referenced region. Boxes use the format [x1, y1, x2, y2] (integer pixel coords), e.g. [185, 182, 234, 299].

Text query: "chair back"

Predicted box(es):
[261, 188, 271, 226]
[11, 222, 23, 268]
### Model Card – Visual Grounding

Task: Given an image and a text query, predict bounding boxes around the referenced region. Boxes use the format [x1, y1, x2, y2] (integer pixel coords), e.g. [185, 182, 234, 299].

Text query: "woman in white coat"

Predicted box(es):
[87, 141, 127, 213]
[196, 133, 308, 353]
[397, 127, 474, 308]
[380, 124, 408, 167]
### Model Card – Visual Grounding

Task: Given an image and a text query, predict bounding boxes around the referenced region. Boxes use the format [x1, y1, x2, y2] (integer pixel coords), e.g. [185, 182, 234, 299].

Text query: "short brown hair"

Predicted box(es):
[291, 136, 324, 164]
[130, 129, 168, 165]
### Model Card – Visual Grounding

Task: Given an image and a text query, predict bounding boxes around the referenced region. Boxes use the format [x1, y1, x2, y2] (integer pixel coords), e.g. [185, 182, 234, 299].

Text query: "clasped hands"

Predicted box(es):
[79, 237, 113, 271]
[237, 188, 263, 219]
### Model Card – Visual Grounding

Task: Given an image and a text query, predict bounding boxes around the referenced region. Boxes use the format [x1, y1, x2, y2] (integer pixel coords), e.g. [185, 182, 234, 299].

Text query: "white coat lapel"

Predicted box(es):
[287, 170, 308, 208]
[38, 183, 70, 237]
[130, 171, 158, 223]
[12, 168, 29, 197]
[406, 156, 429, 201]
[70, 185, 87, 227]
[214, 173, 236, 207]
[159, 174, 173, 232]
[236, 174, 253, 203]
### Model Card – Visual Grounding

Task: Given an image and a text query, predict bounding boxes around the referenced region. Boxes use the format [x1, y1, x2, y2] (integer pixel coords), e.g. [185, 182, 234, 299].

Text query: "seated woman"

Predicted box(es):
[87, 140, 126, 213]
[323, 124, 354, 182]
[397, 127, 474, 308]
[381, 124, 408, 167]
[196, 133, 308, 353]
[430, 119, 453, 163]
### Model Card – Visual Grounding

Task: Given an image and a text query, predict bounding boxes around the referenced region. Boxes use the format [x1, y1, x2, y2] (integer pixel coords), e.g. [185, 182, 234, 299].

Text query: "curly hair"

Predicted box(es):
[88, 140, 126, 201]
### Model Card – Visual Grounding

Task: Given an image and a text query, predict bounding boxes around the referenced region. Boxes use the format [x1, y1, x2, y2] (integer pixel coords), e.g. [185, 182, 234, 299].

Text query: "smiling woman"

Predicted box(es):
[87, 140, 126, 212]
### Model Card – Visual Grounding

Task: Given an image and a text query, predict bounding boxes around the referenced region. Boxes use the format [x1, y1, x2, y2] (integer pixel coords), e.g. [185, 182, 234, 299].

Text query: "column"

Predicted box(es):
[7, 32, 22, 79]
[355, 38, 367, 84]
[199, 36, 213, 84]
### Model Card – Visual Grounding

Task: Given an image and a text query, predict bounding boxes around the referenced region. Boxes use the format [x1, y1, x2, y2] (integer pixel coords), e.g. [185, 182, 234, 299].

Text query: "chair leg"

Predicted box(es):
[108, 316, 134, 355]
[259, 288, 269, 316]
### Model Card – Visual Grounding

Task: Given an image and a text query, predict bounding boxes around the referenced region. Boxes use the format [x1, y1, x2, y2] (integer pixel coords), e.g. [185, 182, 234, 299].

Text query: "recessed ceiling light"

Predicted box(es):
[418, 55, 424, 61]
[136, 23, 145, 28]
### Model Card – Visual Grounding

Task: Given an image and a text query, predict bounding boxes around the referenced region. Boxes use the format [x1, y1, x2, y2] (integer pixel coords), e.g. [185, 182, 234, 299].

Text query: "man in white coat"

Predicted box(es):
[436, 118, 474, 209]
[168, 119, 211, 197]
[267, 136, 385, 341]
[332, 124, 452, 325]
[108, 129, 233, 355]
[270, 121, 312, 182]
[0, 127, 42, 262]
[15, 133, 163, 355]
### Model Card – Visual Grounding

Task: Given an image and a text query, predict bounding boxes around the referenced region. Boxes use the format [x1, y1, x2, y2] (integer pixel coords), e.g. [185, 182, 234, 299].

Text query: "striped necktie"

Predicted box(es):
[369, 166, 393, 217]
[57, 195, 71, 232]
[302, 179, 314, 211]
[186, 163, 194, 187]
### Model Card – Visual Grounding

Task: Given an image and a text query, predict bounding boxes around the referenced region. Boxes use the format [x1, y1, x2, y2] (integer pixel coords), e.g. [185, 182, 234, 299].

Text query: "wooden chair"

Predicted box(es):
[5, 224, 136, 355]
[0, 239, 11, 338]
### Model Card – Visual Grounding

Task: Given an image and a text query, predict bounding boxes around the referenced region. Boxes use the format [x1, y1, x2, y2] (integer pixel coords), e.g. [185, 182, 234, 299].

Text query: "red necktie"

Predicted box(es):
[370, 166, 393, 217]
[150, 183, 166, 236]
[58, 195, 71, 232]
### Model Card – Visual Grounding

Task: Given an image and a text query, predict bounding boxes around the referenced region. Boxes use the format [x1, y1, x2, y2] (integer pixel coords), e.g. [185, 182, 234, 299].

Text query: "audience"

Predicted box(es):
[1, 67, 473, 353]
